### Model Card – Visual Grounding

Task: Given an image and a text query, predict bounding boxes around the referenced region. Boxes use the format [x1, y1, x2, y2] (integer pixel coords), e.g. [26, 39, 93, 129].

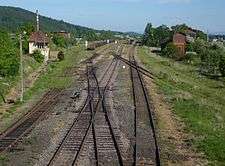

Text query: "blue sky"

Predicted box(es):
[1, 0, 225, 33]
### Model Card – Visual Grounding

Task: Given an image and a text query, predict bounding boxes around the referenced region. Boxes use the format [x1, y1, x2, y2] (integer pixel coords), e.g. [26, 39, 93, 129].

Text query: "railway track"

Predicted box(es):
[0, 45, 112, 155]
[129, 46, 160, 166]
[0, 89, 62, 153]
[47, 45, 123, 166]
[0, 44, 162, 166]
[82, 44, 115, 64]
[92, 58, 123, 166]
[113, 53, 154, 79]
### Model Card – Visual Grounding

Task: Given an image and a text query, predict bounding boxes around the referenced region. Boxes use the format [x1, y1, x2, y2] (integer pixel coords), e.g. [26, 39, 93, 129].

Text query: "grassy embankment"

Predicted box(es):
[0, 55, 41, 103]
[0, 46, 90, 132]
[138, 47, 225, 165]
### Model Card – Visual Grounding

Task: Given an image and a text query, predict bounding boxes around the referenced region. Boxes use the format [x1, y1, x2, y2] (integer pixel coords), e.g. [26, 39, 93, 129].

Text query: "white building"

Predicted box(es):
[29, 10, 50, 62]
[29, 31, 50, 62]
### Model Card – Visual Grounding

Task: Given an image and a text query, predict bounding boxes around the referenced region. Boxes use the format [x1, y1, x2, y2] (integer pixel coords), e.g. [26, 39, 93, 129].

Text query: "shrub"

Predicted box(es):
[183, 52, 199, 65]
[58, 51, 64, 61]
[32, 50, 44, 63]
[200, 48, 222, 76]
[186, 43, 195, 52]
[193, 39, 208, 55]
[161, 43, 179, 59]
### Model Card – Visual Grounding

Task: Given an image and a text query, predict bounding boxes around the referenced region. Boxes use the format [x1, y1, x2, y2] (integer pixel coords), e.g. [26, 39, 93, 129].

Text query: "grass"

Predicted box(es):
[0, 55, 41, 104]
[0, 155, 7, 161]
[137, 46, 225, 165]
[23, 45, 89, 101]
[0, 45, 90, 132]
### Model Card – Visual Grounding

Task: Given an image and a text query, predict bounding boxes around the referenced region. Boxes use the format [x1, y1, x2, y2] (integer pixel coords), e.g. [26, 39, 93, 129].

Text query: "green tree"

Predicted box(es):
[171, 24, 189, 33]
[154, 25, 171, 47]
[84, 31, 98, 41]
[14, 23, 35, 54]
[142, 23, 156, 46]
[19, 22, 35, 35]
[196, 31, 207, 41]
[193, 39, 208, 55]
[0, 30, 19, 77]
[200, 46, 223, 76]
[52, 34, 69, 48]
[143, 23, 171, 47]
[186, 43, 195, 52]
[98, 31, 115, 40]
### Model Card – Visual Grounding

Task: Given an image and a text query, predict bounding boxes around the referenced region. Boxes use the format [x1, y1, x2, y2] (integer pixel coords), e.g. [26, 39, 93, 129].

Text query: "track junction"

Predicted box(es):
[0, 43, 160, 166]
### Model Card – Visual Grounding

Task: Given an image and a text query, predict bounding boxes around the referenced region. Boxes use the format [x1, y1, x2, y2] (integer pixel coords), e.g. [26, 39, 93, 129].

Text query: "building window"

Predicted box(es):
[37, 43, 44, 49]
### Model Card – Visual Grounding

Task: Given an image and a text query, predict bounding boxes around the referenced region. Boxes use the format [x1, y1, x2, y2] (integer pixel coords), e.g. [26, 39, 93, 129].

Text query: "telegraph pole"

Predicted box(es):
[19, 34, 24, 102]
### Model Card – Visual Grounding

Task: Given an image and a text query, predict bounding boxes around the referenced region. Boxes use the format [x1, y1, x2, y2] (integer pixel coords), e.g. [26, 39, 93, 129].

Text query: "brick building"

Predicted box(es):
[173, 33, 186, 56]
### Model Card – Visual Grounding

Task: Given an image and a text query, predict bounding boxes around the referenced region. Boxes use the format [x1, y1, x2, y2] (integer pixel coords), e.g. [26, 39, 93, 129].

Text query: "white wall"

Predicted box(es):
[29, 42, 50, 62]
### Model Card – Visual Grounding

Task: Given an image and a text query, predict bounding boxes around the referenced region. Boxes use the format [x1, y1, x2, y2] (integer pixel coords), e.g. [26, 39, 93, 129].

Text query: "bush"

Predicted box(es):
[58, 51, 64, 61]
[186, 43, 195, 52]
[161, 43, 179, 59]
[32, 50, 44, 63]
[200, 48, 223, 76]
[183, 52, 199, 65]
[193, 39, 208, 55]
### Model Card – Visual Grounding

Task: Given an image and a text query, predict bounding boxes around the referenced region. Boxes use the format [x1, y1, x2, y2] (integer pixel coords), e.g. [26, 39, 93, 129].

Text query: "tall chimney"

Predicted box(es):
[36, 10, 39, 31]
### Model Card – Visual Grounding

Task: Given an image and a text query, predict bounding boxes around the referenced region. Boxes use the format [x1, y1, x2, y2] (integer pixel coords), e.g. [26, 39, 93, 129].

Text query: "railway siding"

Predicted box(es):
[129, 46, 160, 165]
[0, 44, 163, 165]
[0, 89, 62, 153]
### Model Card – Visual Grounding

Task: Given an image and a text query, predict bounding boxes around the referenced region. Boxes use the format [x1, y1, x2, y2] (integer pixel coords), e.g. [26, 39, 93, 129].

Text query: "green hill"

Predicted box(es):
[0, 6, 143, 40]
[0, 6, 115, 37]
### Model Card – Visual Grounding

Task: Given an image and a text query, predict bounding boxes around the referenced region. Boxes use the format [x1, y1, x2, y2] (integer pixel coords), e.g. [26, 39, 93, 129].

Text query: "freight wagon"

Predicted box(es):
[87, 40, 115, 50]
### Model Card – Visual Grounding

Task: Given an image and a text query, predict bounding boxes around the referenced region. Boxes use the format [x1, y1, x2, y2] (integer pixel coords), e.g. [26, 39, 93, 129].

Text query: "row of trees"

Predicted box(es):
[81, 30, 117, 41]
[161, 38, 225, 76]
[142, 23, 207, 47]
[142, 23, 225, 77]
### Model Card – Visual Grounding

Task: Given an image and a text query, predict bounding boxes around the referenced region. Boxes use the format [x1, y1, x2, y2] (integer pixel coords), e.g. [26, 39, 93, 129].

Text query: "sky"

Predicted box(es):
[1, 0, 225, 34]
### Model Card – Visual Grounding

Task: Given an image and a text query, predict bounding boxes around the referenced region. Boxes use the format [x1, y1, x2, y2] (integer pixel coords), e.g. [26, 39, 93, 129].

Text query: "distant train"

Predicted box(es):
[87, 40, 115, 50]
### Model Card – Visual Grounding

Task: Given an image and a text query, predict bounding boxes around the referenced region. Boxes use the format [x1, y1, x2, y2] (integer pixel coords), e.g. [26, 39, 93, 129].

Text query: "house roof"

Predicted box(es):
[29, 31, 49, 43]
[173, 33, 186, 44]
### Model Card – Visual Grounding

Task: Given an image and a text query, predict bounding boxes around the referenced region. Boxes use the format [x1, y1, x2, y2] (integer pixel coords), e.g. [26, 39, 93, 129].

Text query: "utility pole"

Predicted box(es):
[19, 34, 24, 102]
[36, 10, 39, 31]
[85, 40, 88, 49]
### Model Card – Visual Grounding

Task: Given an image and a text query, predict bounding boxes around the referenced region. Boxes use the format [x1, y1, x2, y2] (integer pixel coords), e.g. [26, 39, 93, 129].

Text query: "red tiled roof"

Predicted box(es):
[173, 33, 186, 44]
[29, 31, 49, 43]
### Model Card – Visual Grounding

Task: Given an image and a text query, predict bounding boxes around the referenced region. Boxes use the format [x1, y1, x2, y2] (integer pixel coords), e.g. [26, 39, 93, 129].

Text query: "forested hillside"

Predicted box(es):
[0, 6, 126, 39]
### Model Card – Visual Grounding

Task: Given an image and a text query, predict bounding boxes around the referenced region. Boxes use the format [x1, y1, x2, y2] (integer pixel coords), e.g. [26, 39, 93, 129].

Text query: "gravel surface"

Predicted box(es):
[111, 46, 135, 164]
[0, 44, 163, 166]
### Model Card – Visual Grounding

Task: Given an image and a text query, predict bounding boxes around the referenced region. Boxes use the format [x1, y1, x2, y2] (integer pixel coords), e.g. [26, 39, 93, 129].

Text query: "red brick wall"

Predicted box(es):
[173, 33, 186, 56]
